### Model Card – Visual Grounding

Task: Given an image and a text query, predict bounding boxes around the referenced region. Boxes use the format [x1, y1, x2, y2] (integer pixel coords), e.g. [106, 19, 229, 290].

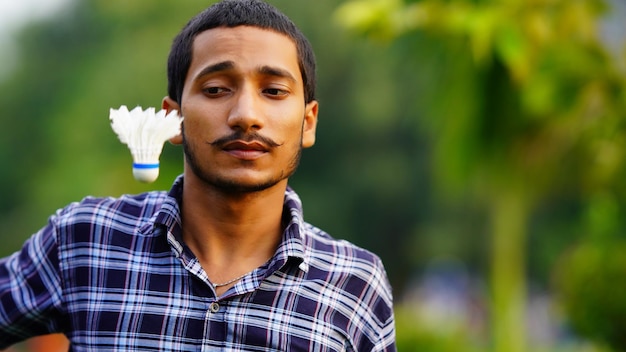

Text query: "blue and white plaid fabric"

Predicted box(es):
[0, 176, 396, 351]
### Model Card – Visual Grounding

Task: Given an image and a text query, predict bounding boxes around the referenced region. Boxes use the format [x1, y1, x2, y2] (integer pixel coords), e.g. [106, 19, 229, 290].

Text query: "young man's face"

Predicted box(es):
[165, 26, 318, 193]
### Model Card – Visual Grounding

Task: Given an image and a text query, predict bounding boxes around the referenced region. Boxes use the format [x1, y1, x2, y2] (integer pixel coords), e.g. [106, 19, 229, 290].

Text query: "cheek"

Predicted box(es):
[275, 105, 306, 132]
[181, 105, 220, 133]
[277, 119, 304, 144]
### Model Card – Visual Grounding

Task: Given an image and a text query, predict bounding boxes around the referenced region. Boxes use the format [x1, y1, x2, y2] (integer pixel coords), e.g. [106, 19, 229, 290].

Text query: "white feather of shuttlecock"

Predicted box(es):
[110, 105, 183, 183]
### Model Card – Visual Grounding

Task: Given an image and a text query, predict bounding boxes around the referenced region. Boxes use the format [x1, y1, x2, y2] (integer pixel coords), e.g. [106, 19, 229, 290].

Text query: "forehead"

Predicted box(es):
[187, 26, 301, 82]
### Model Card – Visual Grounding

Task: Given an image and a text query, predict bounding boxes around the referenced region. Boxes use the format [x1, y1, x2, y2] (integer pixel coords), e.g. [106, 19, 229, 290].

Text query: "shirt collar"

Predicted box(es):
[153, 175, 309, 273]
[275, 186, 308, 272]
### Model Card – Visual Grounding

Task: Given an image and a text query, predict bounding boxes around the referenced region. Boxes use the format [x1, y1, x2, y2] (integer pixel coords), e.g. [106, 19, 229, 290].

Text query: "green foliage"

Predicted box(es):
[336, 0, 626, 350]
[552, 193, 626, 351]
[336, 0, 626, 199]
[395, 305, 483, 352]
[554, 240, 626, 351]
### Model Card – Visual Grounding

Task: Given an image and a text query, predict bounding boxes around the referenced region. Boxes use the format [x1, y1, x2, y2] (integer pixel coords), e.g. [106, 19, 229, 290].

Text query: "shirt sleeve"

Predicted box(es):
[0, 217, 65, 347]
[370, 256, 397, 352]
[346, 249, 397, 351]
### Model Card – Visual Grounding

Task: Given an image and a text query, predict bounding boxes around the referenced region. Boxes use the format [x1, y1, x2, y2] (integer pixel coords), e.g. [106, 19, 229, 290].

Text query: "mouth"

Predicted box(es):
[209, 131, 282, 161]
[221, 140, 269, 160]
[223, 140, 269, 152]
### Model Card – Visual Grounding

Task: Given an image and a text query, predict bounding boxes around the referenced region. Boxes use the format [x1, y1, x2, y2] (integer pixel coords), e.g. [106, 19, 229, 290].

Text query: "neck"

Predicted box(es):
[180, 174, 287, 285]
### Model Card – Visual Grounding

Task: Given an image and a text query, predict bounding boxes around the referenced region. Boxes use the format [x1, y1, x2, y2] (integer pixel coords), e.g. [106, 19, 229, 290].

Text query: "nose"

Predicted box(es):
[227, 86, 263, 132]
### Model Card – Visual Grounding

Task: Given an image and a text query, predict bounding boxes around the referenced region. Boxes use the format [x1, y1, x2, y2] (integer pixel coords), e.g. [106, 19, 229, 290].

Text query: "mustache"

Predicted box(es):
[209, 131, 283, 148]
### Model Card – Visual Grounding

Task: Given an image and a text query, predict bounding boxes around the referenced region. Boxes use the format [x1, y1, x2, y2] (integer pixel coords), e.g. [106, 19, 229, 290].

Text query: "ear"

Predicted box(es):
[301, 100, 318, 148]
[162, 96, 183, 145]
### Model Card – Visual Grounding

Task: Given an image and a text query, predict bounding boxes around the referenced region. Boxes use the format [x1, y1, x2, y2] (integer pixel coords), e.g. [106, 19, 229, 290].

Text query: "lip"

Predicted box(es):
[222, 140, 269, 160]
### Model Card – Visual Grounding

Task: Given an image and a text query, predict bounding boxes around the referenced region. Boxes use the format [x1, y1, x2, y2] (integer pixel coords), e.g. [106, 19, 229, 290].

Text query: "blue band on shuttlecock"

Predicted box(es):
[133, 163, 159, 169]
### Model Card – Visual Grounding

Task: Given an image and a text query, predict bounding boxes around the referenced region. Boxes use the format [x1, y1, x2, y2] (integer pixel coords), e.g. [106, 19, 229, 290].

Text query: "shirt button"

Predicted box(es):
[209, 302, 220, 313]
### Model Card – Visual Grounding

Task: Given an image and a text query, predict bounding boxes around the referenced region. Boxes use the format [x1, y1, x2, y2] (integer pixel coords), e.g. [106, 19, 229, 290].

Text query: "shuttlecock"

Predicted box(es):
[110, 105, 183, 183]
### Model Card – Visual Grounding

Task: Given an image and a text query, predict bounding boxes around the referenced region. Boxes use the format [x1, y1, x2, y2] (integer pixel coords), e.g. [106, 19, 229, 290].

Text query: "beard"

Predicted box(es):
[182, 128, 302, 194]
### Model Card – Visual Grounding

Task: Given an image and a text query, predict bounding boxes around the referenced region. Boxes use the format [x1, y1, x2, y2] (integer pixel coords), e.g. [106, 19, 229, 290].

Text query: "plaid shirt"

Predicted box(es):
[0, 176, 396, 351]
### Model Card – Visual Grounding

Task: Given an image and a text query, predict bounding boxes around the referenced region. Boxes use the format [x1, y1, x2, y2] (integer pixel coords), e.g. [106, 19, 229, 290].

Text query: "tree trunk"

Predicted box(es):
[490, 187, 528, 352]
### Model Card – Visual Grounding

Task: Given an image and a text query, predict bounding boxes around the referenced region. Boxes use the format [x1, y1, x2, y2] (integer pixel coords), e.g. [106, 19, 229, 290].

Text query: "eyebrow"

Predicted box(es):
[258, 65, 298, 84]
[194, 61, 298, 84]
[194, 61, 235, 81]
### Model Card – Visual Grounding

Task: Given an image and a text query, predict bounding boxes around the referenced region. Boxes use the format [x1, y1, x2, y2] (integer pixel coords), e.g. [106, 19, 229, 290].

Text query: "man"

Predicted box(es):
[0, 0, 396, 350]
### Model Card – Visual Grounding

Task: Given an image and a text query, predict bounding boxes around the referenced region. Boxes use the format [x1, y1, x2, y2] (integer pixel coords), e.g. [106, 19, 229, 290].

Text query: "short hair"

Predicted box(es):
[167, 0, 317, 105]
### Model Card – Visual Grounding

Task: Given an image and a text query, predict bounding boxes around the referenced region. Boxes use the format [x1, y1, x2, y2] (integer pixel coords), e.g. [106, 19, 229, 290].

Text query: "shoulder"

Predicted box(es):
[48, 191, 173, 274]
[284, 187, 389, 284]
[302, 222, 393, 300]
[53, 191, 169, 224]
[48, 191, 170, 244]
[303, 223, 387, 274]
[299, 223, 396, 348]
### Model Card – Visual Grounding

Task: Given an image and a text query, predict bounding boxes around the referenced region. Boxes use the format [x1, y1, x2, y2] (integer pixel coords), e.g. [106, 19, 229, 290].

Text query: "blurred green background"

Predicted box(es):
[1, 0, 626, 351]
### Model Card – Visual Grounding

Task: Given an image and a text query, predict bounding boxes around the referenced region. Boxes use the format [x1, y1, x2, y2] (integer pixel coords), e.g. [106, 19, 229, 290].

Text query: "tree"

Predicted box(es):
[335, 0, 626, 350]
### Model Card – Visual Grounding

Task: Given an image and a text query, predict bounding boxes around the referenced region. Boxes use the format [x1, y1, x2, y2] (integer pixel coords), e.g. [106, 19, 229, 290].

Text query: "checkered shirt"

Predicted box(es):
[0, 176, 396, 351]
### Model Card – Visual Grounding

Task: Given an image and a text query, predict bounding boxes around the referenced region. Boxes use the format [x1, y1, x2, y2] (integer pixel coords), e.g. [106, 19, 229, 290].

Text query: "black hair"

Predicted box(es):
[167, 0, 317, 104]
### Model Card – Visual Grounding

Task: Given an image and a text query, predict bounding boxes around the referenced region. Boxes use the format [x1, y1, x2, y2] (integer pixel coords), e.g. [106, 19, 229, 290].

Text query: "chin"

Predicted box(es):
[192, 168, 288, 194]
[210, 178, 284, 194]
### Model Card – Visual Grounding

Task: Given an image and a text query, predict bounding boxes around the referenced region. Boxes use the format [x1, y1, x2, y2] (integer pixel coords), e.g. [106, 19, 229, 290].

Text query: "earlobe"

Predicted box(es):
[302, 100, 318, 148]
[169, 131, 184, 145]
[162, 96, 183, 145]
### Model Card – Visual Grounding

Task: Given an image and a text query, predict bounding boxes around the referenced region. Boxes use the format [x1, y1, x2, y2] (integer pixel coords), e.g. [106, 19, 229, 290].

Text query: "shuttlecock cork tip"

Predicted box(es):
[109, 105, 183, 183]
[133, 163, 160, 183]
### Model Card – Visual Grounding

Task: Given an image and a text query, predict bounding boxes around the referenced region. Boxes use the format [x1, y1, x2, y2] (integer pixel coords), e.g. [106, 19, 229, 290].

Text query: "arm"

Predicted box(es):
[0, 220, 65, 347]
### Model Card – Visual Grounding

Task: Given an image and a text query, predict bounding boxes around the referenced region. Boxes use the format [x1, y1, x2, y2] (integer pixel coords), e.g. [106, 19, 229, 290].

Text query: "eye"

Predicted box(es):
[203, 86, 230, 96]
[264, 88, 288, 97]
